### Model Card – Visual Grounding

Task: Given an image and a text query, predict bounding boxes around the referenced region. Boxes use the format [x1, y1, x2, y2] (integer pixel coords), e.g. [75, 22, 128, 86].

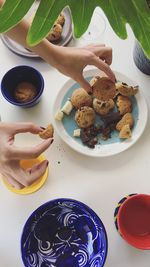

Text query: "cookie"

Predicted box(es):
[29, 12, 64, 42]
[119, 124, 132, 139]
[75, 106, 96, 128]
[93, 98, 115, 115]
[14, 82, 37, 103]
[56, 13, 65, 26]
[113, 87, 120, 99]
[116, 82, 138, 96]
[39, 124, 54, 139]
[47, 23, 62, 41]
[117, 95, 132, 115]
[89, 76, 100, 87]
[116, 113, 134, 131]
[93, 77, 116, 101]
[71, 88, 92, 109]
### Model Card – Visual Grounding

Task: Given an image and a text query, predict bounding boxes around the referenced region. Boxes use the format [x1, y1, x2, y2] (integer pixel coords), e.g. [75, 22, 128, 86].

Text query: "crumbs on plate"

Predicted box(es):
[55, 76, 139, 149]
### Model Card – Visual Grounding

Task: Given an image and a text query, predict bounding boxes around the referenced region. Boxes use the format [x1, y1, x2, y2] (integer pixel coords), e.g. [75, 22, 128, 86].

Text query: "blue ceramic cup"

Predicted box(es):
[21, 198, 108, 267]
[133, 41, 150, 75]
[1, 65, 44, 108]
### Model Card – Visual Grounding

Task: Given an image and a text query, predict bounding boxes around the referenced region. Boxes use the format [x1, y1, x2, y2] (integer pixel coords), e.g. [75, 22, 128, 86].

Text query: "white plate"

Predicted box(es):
[1, 7, 72, 58]
[53, 69, 148, 157]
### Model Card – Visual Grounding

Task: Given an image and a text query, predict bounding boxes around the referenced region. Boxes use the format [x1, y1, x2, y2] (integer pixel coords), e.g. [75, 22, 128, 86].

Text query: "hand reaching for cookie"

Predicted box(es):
[0, 122, 53, 189]
[3, 14, 115, 93]
[51, 44, 116, 93]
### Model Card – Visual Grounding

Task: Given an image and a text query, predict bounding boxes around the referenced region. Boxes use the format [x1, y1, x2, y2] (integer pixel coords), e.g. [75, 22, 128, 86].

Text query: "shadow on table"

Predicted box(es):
[105, 239, 150, 267]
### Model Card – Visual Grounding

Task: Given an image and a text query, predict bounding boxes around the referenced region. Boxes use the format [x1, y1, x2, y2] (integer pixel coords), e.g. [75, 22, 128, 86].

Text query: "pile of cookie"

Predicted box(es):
[55, 76, 138, 148]
[47, 13, 65, 42]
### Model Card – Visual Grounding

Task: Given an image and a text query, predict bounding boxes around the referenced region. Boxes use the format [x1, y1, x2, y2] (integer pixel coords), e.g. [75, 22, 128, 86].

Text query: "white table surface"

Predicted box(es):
[0, 11, 150, 267]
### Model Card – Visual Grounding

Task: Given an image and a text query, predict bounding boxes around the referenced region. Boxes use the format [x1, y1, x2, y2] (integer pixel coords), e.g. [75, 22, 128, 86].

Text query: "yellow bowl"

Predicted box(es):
[2, 154, 49, 195]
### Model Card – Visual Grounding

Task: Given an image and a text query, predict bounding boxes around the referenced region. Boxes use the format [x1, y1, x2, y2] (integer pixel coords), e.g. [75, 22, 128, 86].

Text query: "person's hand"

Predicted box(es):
[3, 16, 115, 92]
[52, 44, 116, 93]
[0, 122, 53, 189]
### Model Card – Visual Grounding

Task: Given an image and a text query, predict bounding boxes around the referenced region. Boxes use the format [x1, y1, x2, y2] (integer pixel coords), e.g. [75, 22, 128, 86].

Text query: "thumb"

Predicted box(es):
[76, 75, 92, 93]
[26, 160, 49, 185]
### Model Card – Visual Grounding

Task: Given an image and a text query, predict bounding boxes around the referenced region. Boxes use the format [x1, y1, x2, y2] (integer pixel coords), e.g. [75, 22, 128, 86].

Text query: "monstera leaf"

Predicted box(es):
[0, 0, 150, 58]
[0, 0, 35, 32]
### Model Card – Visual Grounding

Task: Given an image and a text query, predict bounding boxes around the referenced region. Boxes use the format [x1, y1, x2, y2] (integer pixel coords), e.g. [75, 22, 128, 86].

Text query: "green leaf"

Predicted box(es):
[0, 0, 150, 58]
[98, 0, 127, 39]
[0, 0, 35, 33]
[120, 0, 150, 58]
[99, 0, 150, 57]
[68, 0, 96, 38]
[27, 0, 150, 58]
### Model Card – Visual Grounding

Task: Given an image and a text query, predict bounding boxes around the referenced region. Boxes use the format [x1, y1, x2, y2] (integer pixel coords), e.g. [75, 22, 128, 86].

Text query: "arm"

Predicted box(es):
[0, 0, 62, 68]
[0, 0, 115, 92]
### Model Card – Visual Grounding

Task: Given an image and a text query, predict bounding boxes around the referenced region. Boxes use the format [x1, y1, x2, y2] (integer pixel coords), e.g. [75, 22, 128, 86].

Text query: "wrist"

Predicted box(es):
[38, 44, 68, 70]
[46, 45, 73, 70]
[31, 40, 58, 66]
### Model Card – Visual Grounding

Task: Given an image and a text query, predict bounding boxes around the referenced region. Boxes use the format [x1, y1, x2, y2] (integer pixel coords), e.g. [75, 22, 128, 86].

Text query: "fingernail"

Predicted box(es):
[40, 126, 46, 130]
[50, 139, 54, 144]
[88, 91, 92, 95]
[46, 161, 49, 167]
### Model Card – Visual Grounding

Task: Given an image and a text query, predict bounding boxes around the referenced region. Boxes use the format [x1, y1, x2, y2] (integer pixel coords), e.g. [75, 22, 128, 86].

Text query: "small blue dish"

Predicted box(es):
[1, 65, 44, 108]
[21, 198, 108, 267]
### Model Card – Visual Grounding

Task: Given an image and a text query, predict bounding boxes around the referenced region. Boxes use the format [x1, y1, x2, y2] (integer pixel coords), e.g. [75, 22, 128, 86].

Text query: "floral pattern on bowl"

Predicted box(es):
[21, 198, 108, 267]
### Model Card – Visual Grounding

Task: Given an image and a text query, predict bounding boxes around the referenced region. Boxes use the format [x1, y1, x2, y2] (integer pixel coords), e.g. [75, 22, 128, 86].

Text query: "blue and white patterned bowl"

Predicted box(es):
[21, 198, 108, 267]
